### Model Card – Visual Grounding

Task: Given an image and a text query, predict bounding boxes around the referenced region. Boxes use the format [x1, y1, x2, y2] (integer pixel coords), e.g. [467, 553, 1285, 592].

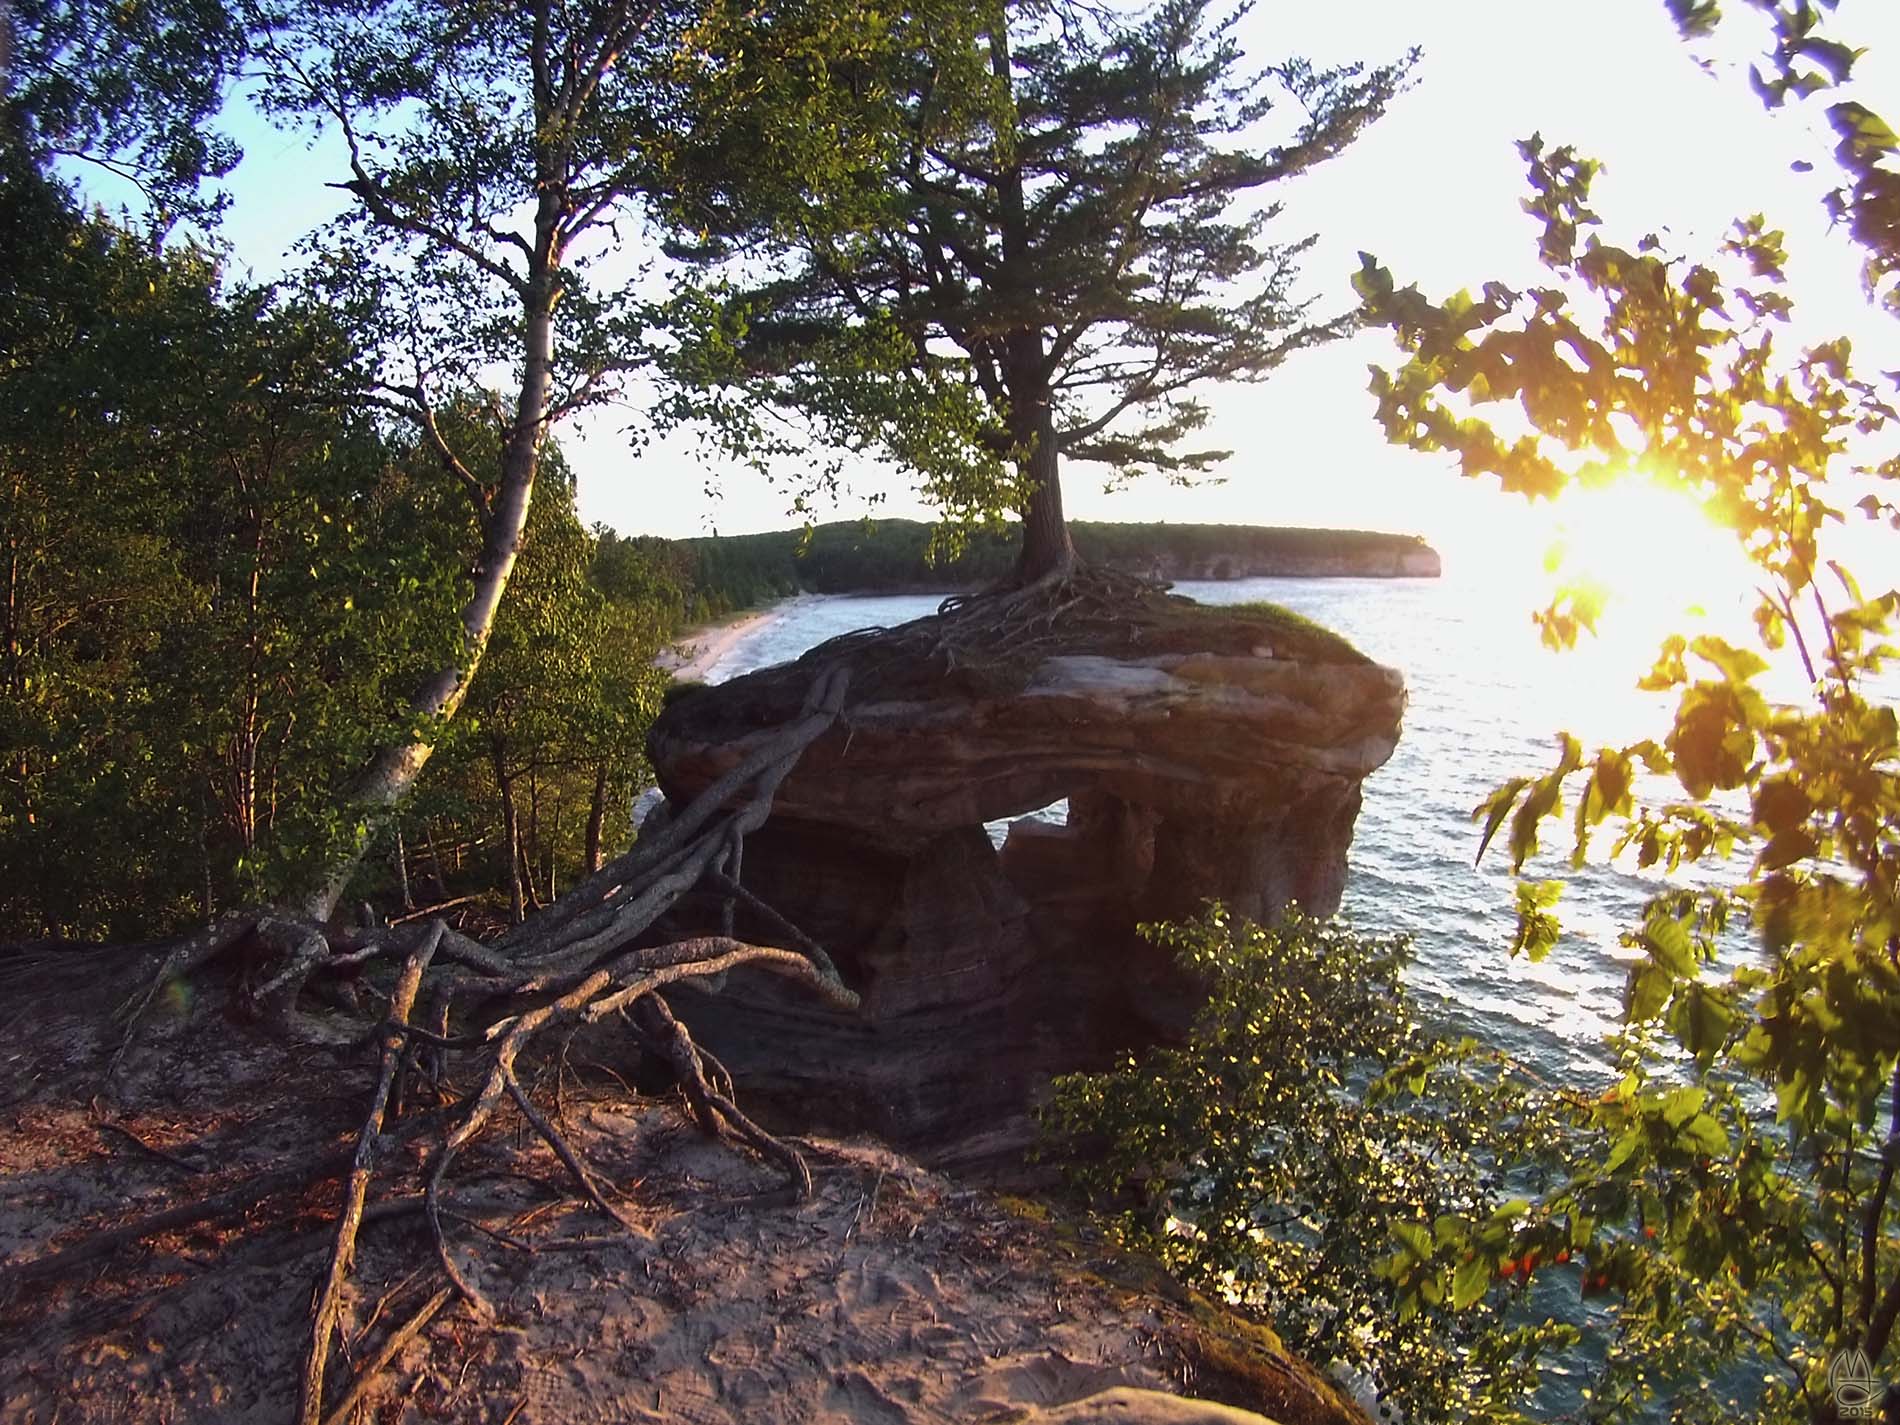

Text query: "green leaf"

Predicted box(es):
[1689, 635, 1768, 684]
[1753, 777, 1811, 834]
[1640, 906, 1698, 978]
[1392, 1220, 1434, 1261]
[1452, 1252, 1494, 1310]
[1676, 1112, 1730, 1157]
[1605, 1123, 1647, 1172]
[1669, 984, 1737, 1065]
[1830, 101, 1899, 155]
[1472, 777, 1530, 865]
[1660, 1085, 1708, 1128]
[1627, 962, 1672, 1022]
[1759, 828, 1818, 870]
[1795, 37, 1862, 84]
[1511, 879, 1564, 960]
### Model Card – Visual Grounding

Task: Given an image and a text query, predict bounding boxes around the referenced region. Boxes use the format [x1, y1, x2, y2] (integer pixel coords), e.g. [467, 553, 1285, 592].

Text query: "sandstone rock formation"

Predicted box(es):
[646, 586, 1405, 1164]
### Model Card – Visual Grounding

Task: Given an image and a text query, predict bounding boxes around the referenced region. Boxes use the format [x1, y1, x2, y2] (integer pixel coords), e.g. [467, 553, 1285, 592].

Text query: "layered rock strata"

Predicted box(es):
[646, 595, 1405, 1162]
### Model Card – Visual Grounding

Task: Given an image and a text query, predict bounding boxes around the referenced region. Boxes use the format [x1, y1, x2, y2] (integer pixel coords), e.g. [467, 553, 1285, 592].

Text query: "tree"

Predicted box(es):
[1348, 26, 1900, 1423]
[241, 0, 726, 917]
[665, 0, 1414, 581]
[0, 162, 455, 937]
[3, 0, 244, 227]
[445, 461, 668, 922]
[6, 0, 900, 918]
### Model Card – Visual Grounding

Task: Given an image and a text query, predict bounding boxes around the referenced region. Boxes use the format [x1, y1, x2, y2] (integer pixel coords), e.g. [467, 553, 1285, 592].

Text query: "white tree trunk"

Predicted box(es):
[297, 297, 558, 921]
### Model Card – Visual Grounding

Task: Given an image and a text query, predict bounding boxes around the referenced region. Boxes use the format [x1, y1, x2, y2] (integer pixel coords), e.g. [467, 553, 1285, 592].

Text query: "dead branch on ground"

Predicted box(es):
[5, 666, 857, 1425]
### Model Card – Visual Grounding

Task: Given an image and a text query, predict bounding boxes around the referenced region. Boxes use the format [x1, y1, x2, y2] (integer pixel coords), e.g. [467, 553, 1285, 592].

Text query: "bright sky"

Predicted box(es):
[150, 0, 1900, 577]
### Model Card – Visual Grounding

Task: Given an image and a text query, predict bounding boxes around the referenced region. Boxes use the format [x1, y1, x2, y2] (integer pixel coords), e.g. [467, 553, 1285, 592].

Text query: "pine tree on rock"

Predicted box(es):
[667, 0, 1415, 583]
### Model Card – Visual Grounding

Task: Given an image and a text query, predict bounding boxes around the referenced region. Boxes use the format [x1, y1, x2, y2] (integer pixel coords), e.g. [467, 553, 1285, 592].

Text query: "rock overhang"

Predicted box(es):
[653, 641, 1405, 840]
[642, 586, 1409, 1157]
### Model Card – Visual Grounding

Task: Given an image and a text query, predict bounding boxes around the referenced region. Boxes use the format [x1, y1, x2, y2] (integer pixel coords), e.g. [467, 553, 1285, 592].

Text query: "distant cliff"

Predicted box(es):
[1084, 526, 1442, 581]
[599, 519, 1441, 623]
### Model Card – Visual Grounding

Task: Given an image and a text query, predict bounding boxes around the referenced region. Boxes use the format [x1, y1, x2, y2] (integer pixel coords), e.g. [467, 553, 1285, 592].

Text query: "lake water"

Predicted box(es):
[694, 568, 1782, 1084]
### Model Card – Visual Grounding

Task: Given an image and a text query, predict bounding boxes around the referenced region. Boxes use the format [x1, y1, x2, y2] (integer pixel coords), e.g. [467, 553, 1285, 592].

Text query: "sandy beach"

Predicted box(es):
[656, 594, 816, 683]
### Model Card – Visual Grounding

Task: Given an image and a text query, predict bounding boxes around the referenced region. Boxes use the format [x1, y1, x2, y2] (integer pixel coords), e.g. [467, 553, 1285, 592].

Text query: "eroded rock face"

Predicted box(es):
[646, 594, 1405, 1162]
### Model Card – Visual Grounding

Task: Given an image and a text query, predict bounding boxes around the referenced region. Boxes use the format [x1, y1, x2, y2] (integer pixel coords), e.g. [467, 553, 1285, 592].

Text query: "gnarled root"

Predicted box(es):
[14, 666, 857, 1423]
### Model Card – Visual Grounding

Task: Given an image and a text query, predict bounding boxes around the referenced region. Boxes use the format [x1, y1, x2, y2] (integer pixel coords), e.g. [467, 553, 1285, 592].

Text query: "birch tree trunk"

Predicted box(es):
[267, 0, 669, 919]
[296, 292, 556, 921]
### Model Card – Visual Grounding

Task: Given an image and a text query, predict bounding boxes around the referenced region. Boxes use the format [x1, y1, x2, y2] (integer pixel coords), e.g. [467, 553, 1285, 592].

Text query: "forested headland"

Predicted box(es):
[626, 518, 1440, 621]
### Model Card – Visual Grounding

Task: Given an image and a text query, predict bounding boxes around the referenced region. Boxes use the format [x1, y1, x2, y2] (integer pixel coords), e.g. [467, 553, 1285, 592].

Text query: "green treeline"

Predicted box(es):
[0, 183, 678, 943]
[613, 519, 1437, 621]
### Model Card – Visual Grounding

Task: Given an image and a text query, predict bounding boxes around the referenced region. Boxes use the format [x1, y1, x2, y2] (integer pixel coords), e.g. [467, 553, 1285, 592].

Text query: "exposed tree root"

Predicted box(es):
[9, 665, 859, 1421]
[317, 1281, 453, 1425]
[299, 921, 444, 1425]
[786, 563, 1167, 700]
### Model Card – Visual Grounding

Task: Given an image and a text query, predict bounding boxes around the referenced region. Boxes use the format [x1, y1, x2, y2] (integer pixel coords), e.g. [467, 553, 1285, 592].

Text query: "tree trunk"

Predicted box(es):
[422, 822, 450, 900]
[493, 747, 525, 926]
[543, 782, 559, 901]
[1006, 330, 1075, 585]
[584, 764, 608, 875]
[988, 21, 1075, 589]
[199, 804, 215, 923]
[294, 294, 556, 921]
[392, 823, 414, 913]
[527, 765, 541, 899]
[518, 831, 544, 913]
[1012, 394, 1074, 584]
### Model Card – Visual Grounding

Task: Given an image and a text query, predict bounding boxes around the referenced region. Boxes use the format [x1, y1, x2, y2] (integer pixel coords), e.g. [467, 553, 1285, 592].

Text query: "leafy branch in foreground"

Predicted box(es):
[1042, 908, 1579, 1424]
[1355, 99, 1900, 1425]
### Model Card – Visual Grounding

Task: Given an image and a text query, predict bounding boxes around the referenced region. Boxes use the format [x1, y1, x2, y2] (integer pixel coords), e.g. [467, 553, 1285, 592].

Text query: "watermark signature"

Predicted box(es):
[1829, 1348, 1885, 1420]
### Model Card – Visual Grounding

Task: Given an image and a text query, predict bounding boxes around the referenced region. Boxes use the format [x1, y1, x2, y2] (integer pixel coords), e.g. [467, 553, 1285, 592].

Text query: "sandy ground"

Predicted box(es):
[657, 595, 817, 683]
[0, 949, 1366, 1425]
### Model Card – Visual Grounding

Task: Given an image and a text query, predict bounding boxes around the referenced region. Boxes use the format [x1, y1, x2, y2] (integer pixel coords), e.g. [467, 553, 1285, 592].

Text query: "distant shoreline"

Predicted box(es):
[629, 520, 1441, 617]
[656, 594, 817, 682]
[653, 556, 1444, 682]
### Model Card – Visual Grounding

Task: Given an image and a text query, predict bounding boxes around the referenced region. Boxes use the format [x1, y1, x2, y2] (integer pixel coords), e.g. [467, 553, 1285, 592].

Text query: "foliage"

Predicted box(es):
[1347, 21, 1900, 1421]
[3, 0, 245, 226]
[642, 518, 1433, 615]
[1667, 0, 1900, 317]
[229, 0, 904, 910]
[0, 172, 685, 940]
[0, 163, 453, 934]
[445, 471, 670, 921]
[1042, 908, 1578, 1424]
[660, 0, 1415, 577]
[249, 0, 686, 433]
[232, 0, 695, 908]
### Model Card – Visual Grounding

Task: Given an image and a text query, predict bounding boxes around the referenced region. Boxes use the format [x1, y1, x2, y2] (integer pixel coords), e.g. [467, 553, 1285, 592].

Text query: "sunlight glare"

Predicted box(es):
[1538, 472, 1751, 627]
[1489, 469, 1762, 749]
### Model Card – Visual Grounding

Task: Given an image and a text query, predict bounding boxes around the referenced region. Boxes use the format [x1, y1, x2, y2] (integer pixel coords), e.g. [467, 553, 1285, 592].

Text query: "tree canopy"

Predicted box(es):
[0, 158, 682, 941]
[664, 0, 1414, 580]
[2, 0, 245, 226]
